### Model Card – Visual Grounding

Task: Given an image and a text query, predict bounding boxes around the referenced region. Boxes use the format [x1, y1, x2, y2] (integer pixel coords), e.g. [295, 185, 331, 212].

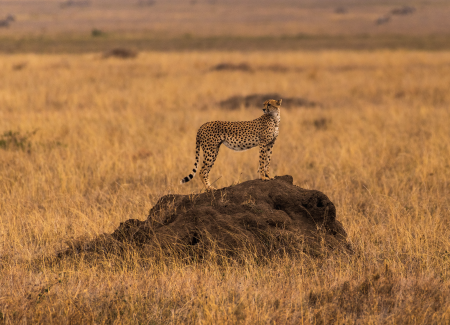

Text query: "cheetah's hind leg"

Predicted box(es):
[199, 146, 220, 190]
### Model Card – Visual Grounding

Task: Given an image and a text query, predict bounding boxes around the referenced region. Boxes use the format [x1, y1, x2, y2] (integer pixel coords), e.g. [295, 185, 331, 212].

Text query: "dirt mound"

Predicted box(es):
[103, 48, 138, 59]
[211, 62, 298, 73]
[219, 93, 318, 110]
[211, 62, 253, 72]
[391, 6, 415, 15]
[59, 176, 350, 260]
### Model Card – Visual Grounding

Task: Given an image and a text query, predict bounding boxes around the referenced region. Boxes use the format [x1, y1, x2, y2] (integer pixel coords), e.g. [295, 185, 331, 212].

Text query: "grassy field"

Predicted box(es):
[2, 0, 450, 37]
[4, 34, 450, 54]
[1, 50, 450, 323]
[3, 0, 450, 54]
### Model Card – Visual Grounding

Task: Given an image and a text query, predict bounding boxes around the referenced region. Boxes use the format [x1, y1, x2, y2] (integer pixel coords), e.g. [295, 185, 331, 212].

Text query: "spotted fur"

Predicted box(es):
[181, 99, 282, 190]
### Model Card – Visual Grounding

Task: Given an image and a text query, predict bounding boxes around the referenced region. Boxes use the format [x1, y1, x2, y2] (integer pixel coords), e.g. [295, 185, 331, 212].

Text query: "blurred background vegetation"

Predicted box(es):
[1, 0, 450, 52]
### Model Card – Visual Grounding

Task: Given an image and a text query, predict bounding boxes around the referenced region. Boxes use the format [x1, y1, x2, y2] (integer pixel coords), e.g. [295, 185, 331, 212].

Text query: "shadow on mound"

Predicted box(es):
[59, 176, 351, 261]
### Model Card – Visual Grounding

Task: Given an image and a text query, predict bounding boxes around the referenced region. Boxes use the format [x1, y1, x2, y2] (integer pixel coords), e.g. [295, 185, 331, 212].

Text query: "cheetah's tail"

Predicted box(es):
[180, 137, 201, 184]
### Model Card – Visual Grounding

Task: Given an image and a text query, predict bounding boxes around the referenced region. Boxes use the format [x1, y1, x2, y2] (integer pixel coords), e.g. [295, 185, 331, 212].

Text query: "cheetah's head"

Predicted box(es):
[262, 99, 282, 115]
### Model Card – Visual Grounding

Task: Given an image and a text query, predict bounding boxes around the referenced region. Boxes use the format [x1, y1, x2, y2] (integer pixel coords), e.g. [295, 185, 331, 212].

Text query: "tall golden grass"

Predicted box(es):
[1, 50, 450, 323]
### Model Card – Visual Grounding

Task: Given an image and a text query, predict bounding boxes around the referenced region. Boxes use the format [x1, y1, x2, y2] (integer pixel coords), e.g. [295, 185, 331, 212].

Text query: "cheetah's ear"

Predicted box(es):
[277, 99, 282, 106]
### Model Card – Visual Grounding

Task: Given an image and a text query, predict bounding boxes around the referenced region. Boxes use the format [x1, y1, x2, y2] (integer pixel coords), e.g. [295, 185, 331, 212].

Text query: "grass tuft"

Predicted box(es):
[0, 129, 37, 152]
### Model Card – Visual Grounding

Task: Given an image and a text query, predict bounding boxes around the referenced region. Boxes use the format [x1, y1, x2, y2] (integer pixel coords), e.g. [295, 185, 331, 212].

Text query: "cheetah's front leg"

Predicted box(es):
[263, 140, 276, 180]
[258, 144, 270, 181]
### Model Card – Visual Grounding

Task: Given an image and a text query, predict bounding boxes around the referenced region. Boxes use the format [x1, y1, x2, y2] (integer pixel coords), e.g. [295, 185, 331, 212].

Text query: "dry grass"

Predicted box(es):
[1, 50, 450, 323]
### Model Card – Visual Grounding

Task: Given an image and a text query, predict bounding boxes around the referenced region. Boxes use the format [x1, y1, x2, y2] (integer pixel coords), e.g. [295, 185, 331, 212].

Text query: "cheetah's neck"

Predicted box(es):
[269, 111, 280, 127]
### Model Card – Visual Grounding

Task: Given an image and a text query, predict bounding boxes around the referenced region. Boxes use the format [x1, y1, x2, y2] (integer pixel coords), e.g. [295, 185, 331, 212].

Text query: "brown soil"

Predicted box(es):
[219, 93, 318, 110]
[59, 176, 350, 260]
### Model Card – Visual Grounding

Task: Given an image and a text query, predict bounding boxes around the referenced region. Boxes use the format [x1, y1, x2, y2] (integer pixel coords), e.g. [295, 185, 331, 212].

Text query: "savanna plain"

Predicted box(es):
[1, 49, 450, 323]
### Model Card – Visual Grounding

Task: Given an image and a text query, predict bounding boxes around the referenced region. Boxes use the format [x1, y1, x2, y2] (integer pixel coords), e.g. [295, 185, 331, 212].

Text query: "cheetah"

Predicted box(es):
[181, 99, 282, 190]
